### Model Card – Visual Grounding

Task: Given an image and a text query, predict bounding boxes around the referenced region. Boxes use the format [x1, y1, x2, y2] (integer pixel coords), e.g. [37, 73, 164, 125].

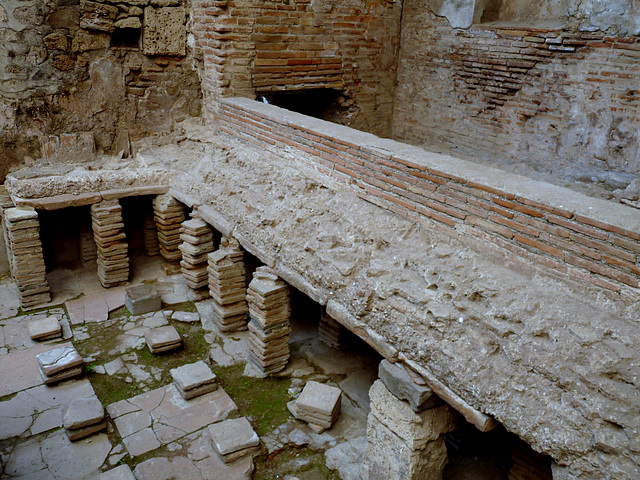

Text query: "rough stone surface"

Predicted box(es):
[27, 316, 62, 341]
[96, 464, 136, 480]
[170, 360, 216, 392]
[36, 346, 83, 376]
[142, 6, 186, 56]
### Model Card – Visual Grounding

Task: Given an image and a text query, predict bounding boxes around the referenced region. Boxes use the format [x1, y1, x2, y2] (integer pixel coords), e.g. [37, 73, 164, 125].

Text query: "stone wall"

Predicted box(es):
[0, 0, 201, 181]
[192, 0, 402, 137]
[393, 0, 640, 185]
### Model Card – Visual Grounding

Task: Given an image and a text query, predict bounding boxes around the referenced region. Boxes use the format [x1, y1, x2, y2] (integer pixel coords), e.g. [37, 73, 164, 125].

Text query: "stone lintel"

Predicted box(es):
[326, 300, 398, 362]
[233, 231, 276, 268]
[197, 205, 235, 238]
[101, 185, 169, 200]
[168, 187, 199, 209]
[398, 353, 497, 432]
[12, 186, 169, 210]
[273, 263, 328, 306]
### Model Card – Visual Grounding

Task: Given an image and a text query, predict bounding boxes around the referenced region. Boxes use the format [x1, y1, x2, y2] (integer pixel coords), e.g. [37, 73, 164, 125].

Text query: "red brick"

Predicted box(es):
[569, 234, 636, 263]
[468, 182, 517, 200]
[540, 233, 601, 260]
[514, 233, 563, 257]
[602, 255, 640, 275]
[546, 215, 609, 240]
[609, 234, 640, 254]
[467, 215, 514, 239]
[416, 205, 457, 227]
[566, 268, 622, 293]
[566, 254, 638, 287]
[391, 155, 428, 172]
[517, 197, 573, 218]
[490, 214, 539, 237]
[493, 198, 544, 218]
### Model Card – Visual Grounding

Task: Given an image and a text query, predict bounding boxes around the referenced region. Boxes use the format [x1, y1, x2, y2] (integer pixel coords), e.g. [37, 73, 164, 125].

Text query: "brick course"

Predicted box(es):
[218, 97, 640, 293]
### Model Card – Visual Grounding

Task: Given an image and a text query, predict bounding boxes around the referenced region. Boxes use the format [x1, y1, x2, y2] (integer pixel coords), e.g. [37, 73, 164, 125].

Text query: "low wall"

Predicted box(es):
[217, 97, 640, 294]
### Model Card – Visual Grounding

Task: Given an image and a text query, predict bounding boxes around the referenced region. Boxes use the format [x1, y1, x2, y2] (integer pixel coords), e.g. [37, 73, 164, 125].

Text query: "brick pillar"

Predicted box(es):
[246, 266, 291, 376]
[91, 200, 129, 287]
[79, 222, 97, 265]
[360, 362, 457, 480]
[3, 207, 51, 308]
[179, 217, 214, 289]
[152, 194, 185, 262]
[319, 306, 344, 349]
[207, 236, 248, 332]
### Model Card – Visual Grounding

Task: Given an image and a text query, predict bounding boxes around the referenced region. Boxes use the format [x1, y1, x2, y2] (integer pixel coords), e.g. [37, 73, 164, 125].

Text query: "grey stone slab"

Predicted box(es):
[171, 311, 200, 323]
[36, 346, 83, 376]
[170, 360, 216, 392]
[39, 365, 84, 385]
[28, 316, 61, 341]
[122, 427, 161, 457]
[125, 285, 161, 315]
[208, 417, 259, 456]
[63, 396, 105, 430]
[40, 429, 111, 480]
[296, 381, 342, 417]
[96, 464, 136, 480]
[145, 325, 181, 349]
[174, 381, 218, 400]
[378, 360, 439, 412]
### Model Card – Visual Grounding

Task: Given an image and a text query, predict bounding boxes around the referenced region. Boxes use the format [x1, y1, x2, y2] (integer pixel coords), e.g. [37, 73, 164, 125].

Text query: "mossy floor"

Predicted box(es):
[253, 445, 341, 480]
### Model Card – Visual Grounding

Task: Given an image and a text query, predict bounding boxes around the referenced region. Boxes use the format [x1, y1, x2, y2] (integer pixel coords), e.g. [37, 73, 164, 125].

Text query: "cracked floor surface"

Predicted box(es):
[0, 253, 381, 479]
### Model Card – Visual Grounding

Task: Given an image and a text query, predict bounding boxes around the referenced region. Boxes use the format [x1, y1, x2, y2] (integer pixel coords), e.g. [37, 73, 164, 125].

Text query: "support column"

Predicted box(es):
[319, 307, 344, 349]
[246, 266, 291, 376]
[360, 361, 457, 480]
[152, 194, 185, 262]
[79, 222, 97, 265]
[3, 207, 51, 308]
[143, 212, 160, 256]
[179, 217, 214, 289]
[207, 236, 248, 332]
[91, 200, 129, 287]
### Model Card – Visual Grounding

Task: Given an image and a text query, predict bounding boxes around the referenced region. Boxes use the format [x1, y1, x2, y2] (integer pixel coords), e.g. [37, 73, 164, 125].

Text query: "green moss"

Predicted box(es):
[168, 301, 198, 313]
[109, 306, 132, 320]
[253, 445, 341, 480]
[214, 364, 291, 436]
[16, 302, 66, 316]
[0, 391, 18, 403]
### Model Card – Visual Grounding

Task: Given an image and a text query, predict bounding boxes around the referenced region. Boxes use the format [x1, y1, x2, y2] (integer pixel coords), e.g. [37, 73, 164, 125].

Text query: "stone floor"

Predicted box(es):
[0, 253, 381, 480]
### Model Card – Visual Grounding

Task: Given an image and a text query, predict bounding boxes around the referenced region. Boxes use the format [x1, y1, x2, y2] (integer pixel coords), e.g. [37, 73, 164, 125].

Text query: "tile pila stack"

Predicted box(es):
[179, 217, 214, 289]
[319, 307, 344, 349]
[79, 222, 97, 265]
[91, 200, 129, 287]
[153, 194, 185, 262]
[246, 266, 291, 375]
[3, 206, 51, 308]
[208, 237, 248, 332]
[143, 212, 160, 256]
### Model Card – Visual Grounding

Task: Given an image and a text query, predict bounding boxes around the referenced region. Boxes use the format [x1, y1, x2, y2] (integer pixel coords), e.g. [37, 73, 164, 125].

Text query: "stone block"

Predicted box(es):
[145, 325, 181, 354]
[378, 360, 440, 412]
[295, 381, 341, 429]
[360, 412, 449, 480]
[142, 6, 186, 56]
[208, 417, 260, 456]
[28, 316, 62, 341]
[125, 284, 161, 315]
[63, 396, 105, 430]
[36, 346, 84, 376]
[369, 380, 456, 450]
[80, 1, 118, 32]
[72, 30, 111, 53]
[96, 465, 136, 480]
[170, 360, 217, 398]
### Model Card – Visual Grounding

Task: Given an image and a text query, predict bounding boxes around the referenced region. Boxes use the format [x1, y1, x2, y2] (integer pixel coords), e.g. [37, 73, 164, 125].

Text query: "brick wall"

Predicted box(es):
[218, 97, 640, 294]
[192, 0, 402, 137]
[393, 0, 640, 178]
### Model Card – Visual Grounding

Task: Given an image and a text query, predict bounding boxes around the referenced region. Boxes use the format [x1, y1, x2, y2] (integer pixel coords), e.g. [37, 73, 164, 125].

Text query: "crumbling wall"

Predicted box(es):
[0, 0, 201, 181]
[393, 0, 640, 186]
[192, 0, 402, 137]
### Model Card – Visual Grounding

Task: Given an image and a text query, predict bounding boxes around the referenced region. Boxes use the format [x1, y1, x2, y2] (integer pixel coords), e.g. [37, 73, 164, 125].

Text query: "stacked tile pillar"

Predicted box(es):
[91, 200, 129, 287]
[246, 266, 291, 376]
[2, 207, 51, 308]
[360, 361, 457, 480]
[143, 212, 160, 256]
[153, 194, 185, 262]
[318, 307, 344, 349]
[79, 221, 97, 265]
[207, 236, 249, 332]
[179, 217, 215, 289]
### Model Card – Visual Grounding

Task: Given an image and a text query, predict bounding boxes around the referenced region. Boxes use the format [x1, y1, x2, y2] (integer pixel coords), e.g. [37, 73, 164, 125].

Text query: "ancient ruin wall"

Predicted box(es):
[192, 0, 402, 137]
[218, 97, 640, 295]
[392, 0, 640, 182]
[0, 0, 202, 181]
